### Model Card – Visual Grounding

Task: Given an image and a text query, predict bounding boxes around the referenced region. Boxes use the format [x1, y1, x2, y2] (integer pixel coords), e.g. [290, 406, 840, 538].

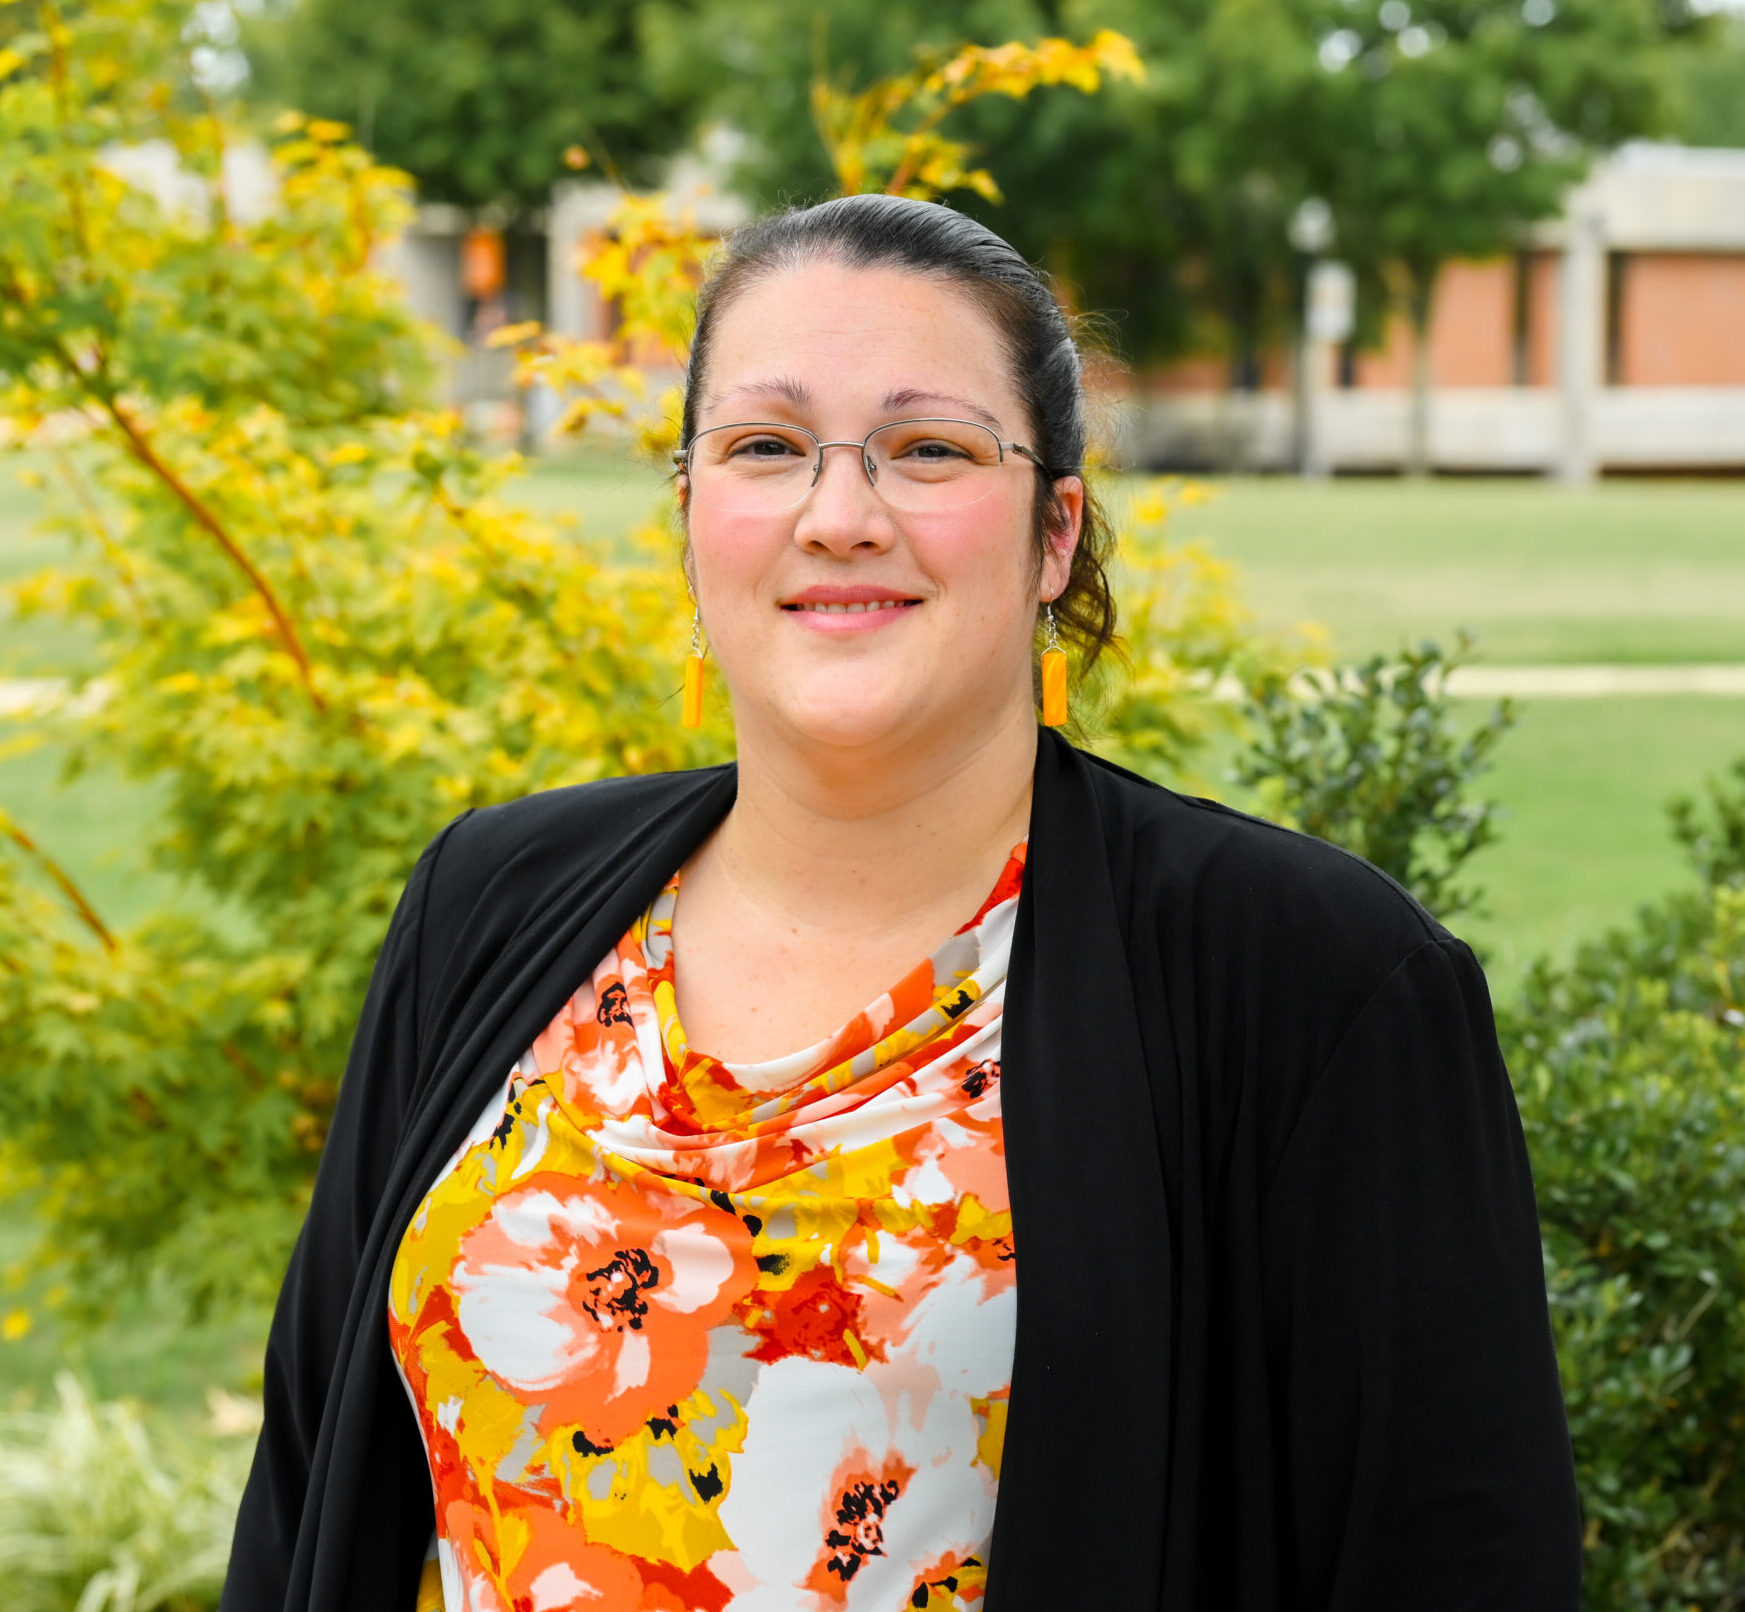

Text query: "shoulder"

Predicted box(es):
[410, 762, 735, 965]
[1057, 744, 1491, 1172]
[437, 765, 733, 887]
[1067, 743, 1452, 1021]
[1092, 748, 1439, 941]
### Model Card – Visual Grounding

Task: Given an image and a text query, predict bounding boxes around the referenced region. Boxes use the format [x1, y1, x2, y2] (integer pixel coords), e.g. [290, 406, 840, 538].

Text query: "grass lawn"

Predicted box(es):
[0, 1204, 270, 1414]
[0, 457, 94, 676]
[1199, 694, 1745, 996]
[1458, 696, 1745, 988]
[519, 448, 674, 545]
[0, 735, 188, 930]
[1127, 475, 1745, 665]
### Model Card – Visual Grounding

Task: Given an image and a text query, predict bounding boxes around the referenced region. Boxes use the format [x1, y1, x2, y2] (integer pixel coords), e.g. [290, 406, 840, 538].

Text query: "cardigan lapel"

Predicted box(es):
[986, 731, 1176, 1610]
[310, 767, 742, 1609]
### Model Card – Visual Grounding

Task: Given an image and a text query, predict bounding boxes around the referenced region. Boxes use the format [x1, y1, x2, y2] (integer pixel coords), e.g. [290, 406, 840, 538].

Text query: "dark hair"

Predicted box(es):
[680, 193, 1118, 674]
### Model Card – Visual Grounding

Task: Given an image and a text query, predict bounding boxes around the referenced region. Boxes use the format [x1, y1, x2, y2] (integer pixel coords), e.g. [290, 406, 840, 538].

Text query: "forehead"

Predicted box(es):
[700, 260, 1021, 426]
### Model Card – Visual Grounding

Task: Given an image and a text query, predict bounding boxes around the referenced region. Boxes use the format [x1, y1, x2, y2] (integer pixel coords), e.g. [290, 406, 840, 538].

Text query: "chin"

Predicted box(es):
[779, 694, 918, 752]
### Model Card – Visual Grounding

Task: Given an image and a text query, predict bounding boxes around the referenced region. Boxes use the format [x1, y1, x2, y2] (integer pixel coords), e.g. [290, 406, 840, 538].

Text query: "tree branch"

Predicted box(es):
[47, 443, 157, 628]
[103, 396, 326, 711]
[0, 807, 117, 952]
[2, 289, 328, 712]
[39, 0, 93, 267]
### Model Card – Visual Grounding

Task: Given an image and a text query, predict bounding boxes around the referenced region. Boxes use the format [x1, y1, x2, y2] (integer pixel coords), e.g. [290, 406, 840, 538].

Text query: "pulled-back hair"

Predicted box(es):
[680, 193, 1118, 673]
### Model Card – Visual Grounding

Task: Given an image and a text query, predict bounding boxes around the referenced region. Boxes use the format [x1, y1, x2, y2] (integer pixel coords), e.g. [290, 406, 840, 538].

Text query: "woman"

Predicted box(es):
[222, 194, 1581, 1612]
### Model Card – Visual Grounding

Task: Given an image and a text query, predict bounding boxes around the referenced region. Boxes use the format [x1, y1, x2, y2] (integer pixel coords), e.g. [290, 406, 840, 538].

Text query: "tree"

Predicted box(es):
[1669, 13, 1745, 148]
[668, 0, 1696, 451]
[241, 0, 699, 210]
[0, 0, 729, 1317]
[1305, 0, 1678, 472]
[651, 0, 1330, 371]
[0, 2, 1273, 1324]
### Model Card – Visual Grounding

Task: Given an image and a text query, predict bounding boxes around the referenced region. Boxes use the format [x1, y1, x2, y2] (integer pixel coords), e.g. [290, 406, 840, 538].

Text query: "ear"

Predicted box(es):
[1040, 475, 1085, 601]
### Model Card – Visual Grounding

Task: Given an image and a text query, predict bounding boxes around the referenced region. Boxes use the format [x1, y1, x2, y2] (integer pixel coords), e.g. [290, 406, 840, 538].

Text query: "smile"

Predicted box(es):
[784, 600, 919, 614]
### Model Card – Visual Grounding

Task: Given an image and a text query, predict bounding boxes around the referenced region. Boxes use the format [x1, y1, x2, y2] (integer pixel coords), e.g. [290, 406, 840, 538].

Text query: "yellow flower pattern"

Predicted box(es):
[389, 846, 1026, 1610]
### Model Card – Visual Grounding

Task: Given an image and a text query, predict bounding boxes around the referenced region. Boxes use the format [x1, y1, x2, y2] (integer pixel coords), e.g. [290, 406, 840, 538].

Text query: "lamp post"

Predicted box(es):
[1289, 198, 1353, 479]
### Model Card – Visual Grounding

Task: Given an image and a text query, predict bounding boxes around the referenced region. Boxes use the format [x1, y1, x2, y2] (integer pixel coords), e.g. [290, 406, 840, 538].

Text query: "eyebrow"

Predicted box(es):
[708, 376, 813, 414]
[882, 388, 1004, 431]
[705, 378, 1006, 433]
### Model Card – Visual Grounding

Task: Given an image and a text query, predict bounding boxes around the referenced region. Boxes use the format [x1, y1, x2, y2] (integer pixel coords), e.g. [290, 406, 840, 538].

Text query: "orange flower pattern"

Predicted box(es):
[389, 844, 1025, 1611]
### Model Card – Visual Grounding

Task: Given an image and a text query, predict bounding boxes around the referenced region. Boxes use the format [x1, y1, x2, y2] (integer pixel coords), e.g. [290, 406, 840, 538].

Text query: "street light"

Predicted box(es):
[1289, 198, 1353, 477]
[1289, 196, 1335, 257]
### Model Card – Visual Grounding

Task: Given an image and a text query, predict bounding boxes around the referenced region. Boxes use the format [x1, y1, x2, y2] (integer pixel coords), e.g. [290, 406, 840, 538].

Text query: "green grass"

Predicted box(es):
[0, 736, 188, 930]
[1459, 696, 1745, 988]
[518, 448, 672, 545]
[0, 455, 97, 677]
[1200, 694, 1745, 997]
[1139, 477, 1745, 664]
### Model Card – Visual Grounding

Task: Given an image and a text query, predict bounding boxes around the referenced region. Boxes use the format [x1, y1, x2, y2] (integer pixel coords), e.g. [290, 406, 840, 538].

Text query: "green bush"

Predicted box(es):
[1231, 633, 1515, 922]
[1504, 765, 1745, 1608]
[0, 1374, 252, 1612]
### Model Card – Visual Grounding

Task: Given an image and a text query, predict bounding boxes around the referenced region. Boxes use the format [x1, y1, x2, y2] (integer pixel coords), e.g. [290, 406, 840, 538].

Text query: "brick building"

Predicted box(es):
[1130, 143, 1745, 477]
[385, 140, 1745, 477]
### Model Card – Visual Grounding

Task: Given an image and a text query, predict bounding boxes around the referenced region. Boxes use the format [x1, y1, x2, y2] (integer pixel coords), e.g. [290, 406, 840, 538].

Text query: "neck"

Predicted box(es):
[702, 699, 1040, 936]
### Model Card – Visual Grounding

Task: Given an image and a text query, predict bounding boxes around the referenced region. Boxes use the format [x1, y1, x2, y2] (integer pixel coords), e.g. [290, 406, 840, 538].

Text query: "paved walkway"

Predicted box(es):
[4, 666, 1745, 720]
[1444, 665, 1745, 697]
[0, 678, 110, 717]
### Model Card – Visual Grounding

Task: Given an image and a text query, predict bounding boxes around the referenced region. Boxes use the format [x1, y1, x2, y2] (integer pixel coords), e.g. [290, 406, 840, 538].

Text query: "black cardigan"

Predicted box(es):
[221, 731, 1581, 1611]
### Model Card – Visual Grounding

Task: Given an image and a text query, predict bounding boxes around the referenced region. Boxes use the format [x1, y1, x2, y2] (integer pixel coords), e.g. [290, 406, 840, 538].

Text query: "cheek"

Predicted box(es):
[908, 502, 1037, 606]
[688, 512, 785, 593]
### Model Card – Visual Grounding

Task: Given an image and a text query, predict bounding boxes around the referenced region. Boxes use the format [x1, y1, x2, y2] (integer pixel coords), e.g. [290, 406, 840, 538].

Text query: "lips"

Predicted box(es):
[779, 585, 923, 614]
[785, 599, 919, 614]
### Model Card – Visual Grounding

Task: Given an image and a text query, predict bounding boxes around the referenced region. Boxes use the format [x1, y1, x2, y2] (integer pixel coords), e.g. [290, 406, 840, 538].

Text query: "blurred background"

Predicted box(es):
[1, 0, 1743, 1606]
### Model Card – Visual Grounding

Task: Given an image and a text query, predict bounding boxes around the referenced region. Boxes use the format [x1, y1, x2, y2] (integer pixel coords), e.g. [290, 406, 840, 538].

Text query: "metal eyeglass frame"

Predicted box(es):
[672, 417, 1059, 502]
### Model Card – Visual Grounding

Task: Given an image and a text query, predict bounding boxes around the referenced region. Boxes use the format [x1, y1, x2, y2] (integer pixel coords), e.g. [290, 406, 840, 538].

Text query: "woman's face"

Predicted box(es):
[683, 261, 1082, 757]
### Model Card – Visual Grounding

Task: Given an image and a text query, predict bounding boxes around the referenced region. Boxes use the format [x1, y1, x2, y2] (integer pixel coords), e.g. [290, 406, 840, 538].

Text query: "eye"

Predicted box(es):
[722, 431, 809, 461]
[873, 421, 999, 470]
[899, 438, 973, 461]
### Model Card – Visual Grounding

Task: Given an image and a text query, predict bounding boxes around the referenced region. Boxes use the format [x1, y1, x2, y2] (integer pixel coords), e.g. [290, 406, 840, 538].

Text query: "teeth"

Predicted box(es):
[797, 600, 910, 612]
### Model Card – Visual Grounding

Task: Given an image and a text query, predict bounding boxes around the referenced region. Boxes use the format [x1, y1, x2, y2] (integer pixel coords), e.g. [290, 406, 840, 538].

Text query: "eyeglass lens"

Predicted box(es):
[684, 420, 1009, 515]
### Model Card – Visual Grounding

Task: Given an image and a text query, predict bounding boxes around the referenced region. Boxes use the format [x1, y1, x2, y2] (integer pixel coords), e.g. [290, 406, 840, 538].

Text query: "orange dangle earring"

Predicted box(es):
[1041, 600, 1069, 728]
[681, 607, 706, 730]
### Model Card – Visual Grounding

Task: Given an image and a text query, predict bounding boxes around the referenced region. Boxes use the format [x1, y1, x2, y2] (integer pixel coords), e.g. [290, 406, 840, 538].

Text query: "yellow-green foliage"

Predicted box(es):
[0, 0, 723, 1311]
[0, 0, 1275, 1316]
[811, 30, 1145, 202]
[0, 1373, 252, 1612]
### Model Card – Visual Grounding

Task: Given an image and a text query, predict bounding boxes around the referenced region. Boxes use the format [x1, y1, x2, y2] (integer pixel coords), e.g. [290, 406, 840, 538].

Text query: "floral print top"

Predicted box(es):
[388, 842, 1024, 1612]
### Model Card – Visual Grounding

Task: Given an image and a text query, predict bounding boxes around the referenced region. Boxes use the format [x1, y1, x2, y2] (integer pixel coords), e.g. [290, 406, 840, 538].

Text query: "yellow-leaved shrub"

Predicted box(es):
[0, 0, 1281, 1316]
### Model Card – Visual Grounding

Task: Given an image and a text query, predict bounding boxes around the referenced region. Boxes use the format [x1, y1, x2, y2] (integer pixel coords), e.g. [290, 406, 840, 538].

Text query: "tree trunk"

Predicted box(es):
[1405, 265, 1437, 478]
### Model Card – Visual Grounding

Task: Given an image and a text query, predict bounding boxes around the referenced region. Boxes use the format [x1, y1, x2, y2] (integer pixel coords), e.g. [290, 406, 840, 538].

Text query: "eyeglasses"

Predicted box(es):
[673, 418, 1053, 517]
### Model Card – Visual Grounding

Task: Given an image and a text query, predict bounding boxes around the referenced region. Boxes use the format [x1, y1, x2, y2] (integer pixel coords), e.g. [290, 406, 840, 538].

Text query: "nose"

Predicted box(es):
[791, 440, 895, 557]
